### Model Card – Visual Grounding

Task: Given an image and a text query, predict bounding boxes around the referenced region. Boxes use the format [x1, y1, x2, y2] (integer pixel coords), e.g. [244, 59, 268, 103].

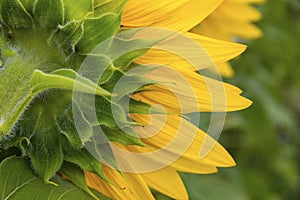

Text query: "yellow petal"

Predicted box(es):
[187, 32, 247, 64]
[111, 114, 235, 174]
[123, 0, 223, 32]
[132, 114, 236, 167]
[132, 67, 252, 113]
[123, 173, 155, 200]
[135, 32, 246, 72]
[141, 167, 188, 200]
[85, 166, 154, 200]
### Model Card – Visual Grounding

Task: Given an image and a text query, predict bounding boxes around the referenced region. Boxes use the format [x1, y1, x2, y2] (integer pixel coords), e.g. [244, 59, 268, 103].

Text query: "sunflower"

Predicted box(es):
[190, 0, 265, 77]
[0, 0, 252, 200]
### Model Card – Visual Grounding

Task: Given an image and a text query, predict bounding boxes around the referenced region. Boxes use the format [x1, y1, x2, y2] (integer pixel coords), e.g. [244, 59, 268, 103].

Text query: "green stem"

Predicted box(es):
[0, 57, 36, 136]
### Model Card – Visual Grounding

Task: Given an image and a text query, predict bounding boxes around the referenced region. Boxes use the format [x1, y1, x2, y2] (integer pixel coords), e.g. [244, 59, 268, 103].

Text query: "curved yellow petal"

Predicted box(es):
[110, 114, 235, 174]
[132, 67, 252, 113]
[123, 173, 155, 200]
[123, 0, 223, 32]
[85, 166, 154, 200]
[85, 168, 134, 200]
[131, 114, 236, 166]
[141, 167, 188, 200]
[187, 32, 247, 65]
[135, 32, 246, 73]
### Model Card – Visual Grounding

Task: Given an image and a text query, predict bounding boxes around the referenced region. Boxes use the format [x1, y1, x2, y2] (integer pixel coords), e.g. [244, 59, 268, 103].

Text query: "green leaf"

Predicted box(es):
[60, 162, 99, 199]
[0, 156, 98, 200]
[33, 0, 64, 28]
[0, 147, 20, 162]
[0, 0, 33, 28]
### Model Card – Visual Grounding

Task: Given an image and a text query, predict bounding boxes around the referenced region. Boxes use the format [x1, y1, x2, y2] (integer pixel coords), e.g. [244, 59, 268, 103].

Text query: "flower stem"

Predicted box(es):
[0, 56, 36, 137]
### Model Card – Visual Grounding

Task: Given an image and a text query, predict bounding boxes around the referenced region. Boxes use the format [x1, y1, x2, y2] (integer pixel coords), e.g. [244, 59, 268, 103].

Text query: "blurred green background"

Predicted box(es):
[157, 0, 300, 199]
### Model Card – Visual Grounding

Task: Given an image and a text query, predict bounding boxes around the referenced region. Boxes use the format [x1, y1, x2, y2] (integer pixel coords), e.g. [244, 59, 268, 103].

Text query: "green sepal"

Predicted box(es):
[0, 156, 98, 200]
[56, 104, 83, 147]
[128, 98, 165, 115]
[76, 13, 122, 54]
[93, 0, 128, 16]
[63, 0, 93, 20]
[33, 0, 64, 29]
[0, 0, 33, 29]
[74, 95, 130, 129]
[61, 136, 108, 182]
[19, 0, 35, 14]
[51, 21, 84, 56]
[104, 37, 158, 71]
[88, 36, 159, 85]
[106, 71, 158, 101]
[100, 126, 146, 147]
[96, 97, 131, 128]
[25, 103, 63, 182]
[60, 162, 99, 199]
[32, 69, 112, 97]
[71, 101, 94, 143]
[85, 140, 121, 173]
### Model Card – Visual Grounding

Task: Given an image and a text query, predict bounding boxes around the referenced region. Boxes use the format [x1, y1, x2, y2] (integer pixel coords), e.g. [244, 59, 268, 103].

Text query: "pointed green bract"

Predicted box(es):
[63, 0, 93, 20]
[25, 101, 63, 182]
[51, 21, 84, 56]
[19, 0, 35, 14]
[77, 13, 122, 54]
[61, 136, 107, 181]
[0, 0, 33, 28]
[60, 162, 99, 199]
[94, 0, 128, 16]
[56, 105, 83, 147]
[101, 126, 146, 146]
[32, 69, 112, 97]
[33, 0, 64, 28]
